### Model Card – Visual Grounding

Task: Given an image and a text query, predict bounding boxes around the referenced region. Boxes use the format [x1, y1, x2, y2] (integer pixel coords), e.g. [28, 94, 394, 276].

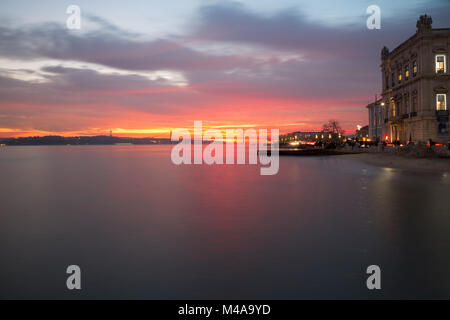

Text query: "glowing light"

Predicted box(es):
[113, 128, 172, 135]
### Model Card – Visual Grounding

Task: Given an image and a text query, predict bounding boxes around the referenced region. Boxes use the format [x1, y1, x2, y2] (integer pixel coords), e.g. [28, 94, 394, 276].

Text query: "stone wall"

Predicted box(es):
[357, 143, 450, 158]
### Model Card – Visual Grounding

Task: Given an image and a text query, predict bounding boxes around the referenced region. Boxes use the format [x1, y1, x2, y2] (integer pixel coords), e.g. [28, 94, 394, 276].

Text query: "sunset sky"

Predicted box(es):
[0, 0, 449, 137]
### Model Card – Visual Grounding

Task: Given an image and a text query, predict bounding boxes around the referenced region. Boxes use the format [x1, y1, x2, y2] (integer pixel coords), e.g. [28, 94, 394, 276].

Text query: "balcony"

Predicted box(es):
[401, 114, 410, 119]
[436, 110, 449, 118]
[409, 112, 417, 117]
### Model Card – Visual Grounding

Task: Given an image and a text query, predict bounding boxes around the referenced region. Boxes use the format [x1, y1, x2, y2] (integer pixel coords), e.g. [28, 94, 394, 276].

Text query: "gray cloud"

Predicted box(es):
[189, 1, 450, 57]
[0, 15, 255, 72]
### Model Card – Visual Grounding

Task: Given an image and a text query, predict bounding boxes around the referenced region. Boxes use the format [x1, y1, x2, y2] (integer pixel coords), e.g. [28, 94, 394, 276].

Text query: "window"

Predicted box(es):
[398, 73, 402, 83]
[412, 96, 417, 112]
[391, 100, 396, 117]
[385, 75, 389, 90]
[437, 94, 447, 111]
[436, 55, 446, 73]
[438, 118, 449, 136]
[391, 73, 395, 87]
[405, 66, 409, 80]
[412, 61, 417, 76]
[405, 98, 409, 114]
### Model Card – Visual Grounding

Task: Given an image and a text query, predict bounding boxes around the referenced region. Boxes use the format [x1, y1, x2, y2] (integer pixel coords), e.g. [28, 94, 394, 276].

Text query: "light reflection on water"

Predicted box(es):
[0, 145, 449, 299]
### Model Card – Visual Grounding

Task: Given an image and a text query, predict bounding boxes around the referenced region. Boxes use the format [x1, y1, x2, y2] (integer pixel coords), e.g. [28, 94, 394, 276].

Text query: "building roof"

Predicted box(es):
[381, 15, 450, 61]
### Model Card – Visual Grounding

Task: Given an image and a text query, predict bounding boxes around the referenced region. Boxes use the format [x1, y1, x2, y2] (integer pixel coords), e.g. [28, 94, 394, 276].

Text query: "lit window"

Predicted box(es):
[405, 66, 409, 80]
[437, 94, 446, 111]
[412, 61, 417, 76]
[398, 73, 402, 83]
[392, 101, 396, 117]
[436, 55, 446, 73]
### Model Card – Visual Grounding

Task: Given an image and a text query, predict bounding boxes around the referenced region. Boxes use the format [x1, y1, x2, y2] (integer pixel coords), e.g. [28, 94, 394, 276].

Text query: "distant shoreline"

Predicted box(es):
[0, 143, 170, 146]
[0, 135, 173, 146]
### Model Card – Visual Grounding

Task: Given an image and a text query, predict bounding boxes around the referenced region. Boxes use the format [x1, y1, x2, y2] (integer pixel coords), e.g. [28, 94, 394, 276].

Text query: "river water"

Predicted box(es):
[1, 145, 450, 299]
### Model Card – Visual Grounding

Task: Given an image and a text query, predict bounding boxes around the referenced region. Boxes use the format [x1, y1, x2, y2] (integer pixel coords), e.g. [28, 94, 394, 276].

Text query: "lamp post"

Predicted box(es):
[380, 101, 385, 142]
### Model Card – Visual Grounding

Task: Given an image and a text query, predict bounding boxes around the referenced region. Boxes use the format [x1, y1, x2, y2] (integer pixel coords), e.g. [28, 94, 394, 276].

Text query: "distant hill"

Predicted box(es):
[0, 136, 173, 146]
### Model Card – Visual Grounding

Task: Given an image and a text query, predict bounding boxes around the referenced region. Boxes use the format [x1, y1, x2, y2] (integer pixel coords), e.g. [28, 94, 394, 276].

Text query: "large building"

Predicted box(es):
[280, 131, 342, 144]
[355, 125, 369, 141]
[373, 15, 450, 143]
[367, 98, 383, 141]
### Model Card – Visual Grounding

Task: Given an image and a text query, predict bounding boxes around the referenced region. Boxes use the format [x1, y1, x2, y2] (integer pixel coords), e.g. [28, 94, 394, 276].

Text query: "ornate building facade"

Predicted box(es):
[379, 15, 450, 143]
[367, 98, 383, 141]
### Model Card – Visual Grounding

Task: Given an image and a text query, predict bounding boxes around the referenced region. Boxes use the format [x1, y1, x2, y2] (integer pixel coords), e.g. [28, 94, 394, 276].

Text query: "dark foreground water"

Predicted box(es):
[1, 145, 450, 299]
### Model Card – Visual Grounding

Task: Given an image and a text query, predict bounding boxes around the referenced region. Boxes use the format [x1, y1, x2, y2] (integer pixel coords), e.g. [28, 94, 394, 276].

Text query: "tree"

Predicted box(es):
[322, 120, 345, 135]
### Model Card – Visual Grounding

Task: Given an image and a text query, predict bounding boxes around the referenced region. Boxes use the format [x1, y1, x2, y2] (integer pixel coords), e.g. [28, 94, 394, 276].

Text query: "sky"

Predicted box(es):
[0, 0, 449, 137]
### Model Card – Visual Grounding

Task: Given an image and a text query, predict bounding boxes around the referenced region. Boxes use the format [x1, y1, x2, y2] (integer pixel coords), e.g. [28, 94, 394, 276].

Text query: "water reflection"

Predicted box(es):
[0, 146, 449, 299]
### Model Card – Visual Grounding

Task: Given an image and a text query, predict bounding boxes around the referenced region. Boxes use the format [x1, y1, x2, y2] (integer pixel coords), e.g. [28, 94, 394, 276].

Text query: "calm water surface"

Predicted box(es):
[1, 145, 450, 299]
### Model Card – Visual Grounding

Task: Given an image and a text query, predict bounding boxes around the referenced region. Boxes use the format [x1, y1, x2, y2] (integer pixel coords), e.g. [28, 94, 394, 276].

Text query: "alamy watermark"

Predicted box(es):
[366, 265, 381, 290]
[366, 5, 381, 30]
[170, 121, 279, 176]
[66, 265, 81, 290]
[66, 5, 81, 30]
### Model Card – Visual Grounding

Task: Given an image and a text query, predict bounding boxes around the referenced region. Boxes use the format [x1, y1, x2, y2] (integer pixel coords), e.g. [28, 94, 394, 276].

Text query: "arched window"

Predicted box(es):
[412, 61, 417, 76]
